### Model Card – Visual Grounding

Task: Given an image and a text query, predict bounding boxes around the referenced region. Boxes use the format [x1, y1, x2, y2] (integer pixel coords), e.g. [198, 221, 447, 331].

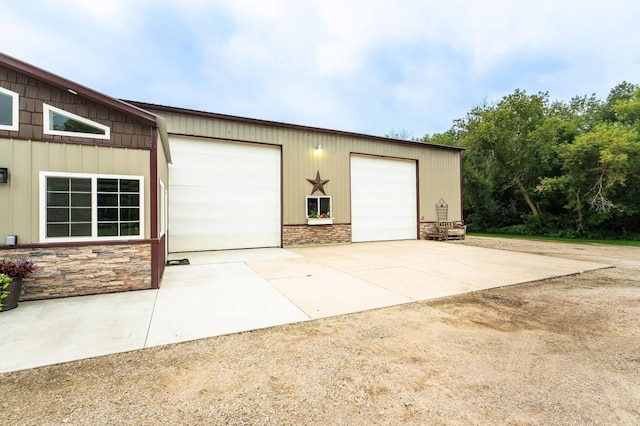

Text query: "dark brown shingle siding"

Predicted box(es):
[0, 66, 153, 148]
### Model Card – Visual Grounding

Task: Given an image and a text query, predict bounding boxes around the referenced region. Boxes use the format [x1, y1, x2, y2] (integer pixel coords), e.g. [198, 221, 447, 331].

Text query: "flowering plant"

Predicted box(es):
[0, 258, 35, 279]
[308, 212, 331, 218]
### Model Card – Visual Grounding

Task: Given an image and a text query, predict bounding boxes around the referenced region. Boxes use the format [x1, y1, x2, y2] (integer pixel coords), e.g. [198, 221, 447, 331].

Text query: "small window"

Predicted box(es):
[46, 177, 92, 238]
[0, 86, 19, 131]
[43, 103, 110, 139]
[41, 172, 143, 241]
[306, 196, 332, 218]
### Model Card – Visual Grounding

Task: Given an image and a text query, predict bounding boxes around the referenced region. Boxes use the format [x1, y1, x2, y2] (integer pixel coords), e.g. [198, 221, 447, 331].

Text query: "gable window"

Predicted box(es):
[40, 172, 143, 241]
[0, 86, 19, 131]
[43, 103, 110, 139]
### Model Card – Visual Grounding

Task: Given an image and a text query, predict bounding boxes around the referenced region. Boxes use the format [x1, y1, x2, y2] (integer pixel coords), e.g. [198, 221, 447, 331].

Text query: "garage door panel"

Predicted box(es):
[170, 215, 276, 236]
[351, 155, 417, 243]
[170, 231, 277, 253]
[169, 137, 281, 252]
[170, 157, 280, 184]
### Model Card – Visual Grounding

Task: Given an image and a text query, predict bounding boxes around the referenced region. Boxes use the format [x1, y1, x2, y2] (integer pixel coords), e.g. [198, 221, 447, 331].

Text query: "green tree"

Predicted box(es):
[457, 90, 558, 221]
[601, 81, 639, 123]
[421, 128, 460, 147]
[613, 87, 640, 130]
[539, 124, 640, 234]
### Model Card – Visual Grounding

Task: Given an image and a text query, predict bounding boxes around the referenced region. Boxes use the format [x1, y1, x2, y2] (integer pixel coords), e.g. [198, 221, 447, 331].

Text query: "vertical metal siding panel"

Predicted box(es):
[23, 142, 152, 242]
[283, 130, 353, 225]
[205, 118, 215, 138]
[284, 129, 304, 224]
[0, 139, 35, 242]
[281, 129, 295, 223]
[198, 117, 208, 136]
[420, 149, 461, 221]
[238, 123, 247, 141]
[213, 119, 221, 139]
[0, 140, 12, 239]
[330, 135, 351, 224]
[156, 112, 462, 225]
[179, 114, 189, 134]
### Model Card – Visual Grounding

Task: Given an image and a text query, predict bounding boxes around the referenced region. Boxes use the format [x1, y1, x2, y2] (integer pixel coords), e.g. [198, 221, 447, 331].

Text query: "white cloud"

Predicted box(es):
[2, 0, 639, 136]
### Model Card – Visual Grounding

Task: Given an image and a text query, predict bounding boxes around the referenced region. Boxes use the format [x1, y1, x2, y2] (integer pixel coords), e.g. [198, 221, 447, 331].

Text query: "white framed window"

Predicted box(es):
[43, 103, 110, 139]
[40, 172, 144, 242]
[0, 86, 19, 131]
[306, 196, 332, 218]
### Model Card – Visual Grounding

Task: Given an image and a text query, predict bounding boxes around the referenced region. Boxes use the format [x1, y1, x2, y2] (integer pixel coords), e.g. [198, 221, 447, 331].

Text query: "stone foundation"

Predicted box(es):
[283, 224, 352, 246]
[420, 222, 439, 237]
[0, 243, 152, 301]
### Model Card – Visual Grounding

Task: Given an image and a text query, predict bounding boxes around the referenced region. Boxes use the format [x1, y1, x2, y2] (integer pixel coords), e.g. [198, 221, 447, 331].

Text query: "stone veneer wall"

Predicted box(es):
[420, 222, 438, 237]
[0, 243, 152, 301]
[283, 224, 352, 246]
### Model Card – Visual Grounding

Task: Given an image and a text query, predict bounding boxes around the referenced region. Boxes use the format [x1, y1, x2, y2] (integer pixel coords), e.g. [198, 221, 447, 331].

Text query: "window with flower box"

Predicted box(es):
[306, 196, 333, 225]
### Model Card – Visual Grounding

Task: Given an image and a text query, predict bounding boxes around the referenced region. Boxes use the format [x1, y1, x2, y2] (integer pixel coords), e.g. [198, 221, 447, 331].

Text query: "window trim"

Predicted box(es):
[0, 86, 19, 131]
[306, 195, 333, 225]
[43, 103, 111, 140]
[39, 171, 144, 242]
[306, 195, 332, 218]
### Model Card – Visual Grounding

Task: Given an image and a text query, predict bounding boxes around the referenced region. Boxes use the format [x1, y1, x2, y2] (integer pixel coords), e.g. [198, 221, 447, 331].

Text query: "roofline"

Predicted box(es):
[126, 100, 464, 152]
[0, 52, 157, 126]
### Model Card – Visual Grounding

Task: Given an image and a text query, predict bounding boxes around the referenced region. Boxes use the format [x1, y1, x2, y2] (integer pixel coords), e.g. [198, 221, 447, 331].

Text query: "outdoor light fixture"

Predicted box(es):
[316, 144, 322, 152]
[0, 168, 8, 183]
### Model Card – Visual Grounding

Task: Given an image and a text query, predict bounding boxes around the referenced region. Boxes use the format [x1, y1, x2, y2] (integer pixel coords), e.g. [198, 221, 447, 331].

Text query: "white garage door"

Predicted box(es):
[169, 136, 281, 252]
[351, 155, 417, 242]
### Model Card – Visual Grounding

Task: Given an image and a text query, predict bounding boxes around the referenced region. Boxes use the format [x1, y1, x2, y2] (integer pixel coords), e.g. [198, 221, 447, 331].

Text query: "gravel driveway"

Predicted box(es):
[2, 237, 639, 425]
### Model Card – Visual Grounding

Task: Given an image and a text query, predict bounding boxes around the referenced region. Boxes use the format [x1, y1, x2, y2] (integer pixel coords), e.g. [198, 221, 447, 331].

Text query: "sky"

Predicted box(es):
[1, 0, 639, 138]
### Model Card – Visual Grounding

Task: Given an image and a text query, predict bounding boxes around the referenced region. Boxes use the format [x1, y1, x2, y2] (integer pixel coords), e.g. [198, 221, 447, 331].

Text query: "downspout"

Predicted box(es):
[150, 127, 160, 289]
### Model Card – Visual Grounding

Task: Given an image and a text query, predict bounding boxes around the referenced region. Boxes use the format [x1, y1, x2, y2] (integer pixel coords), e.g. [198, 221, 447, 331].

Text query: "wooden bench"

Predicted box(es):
[426, 221, 466, 241]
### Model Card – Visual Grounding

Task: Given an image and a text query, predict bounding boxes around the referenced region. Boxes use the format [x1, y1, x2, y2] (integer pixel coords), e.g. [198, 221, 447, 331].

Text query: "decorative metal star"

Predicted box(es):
[307, 171, 330, 195]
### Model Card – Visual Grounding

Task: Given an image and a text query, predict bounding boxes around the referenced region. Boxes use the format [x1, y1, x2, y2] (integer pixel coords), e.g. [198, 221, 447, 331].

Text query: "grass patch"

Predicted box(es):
[467, 233, 640, 247]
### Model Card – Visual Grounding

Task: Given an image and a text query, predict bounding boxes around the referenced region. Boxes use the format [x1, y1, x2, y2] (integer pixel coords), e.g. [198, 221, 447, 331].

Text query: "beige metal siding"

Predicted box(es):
[421, 149, 462, 222]
[0, 138, 151, 243]
[150, 110, 462, 227]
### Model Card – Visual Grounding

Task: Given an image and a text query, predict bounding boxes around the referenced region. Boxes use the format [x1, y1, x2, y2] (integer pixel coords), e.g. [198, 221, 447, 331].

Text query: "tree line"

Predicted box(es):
[421, 82, 640, 239]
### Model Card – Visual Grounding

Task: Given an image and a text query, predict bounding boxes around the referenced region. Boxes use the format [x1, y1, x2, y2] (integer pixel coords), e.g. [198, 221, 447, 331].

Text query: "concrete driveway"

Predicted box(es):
[0, 240, 609, 373]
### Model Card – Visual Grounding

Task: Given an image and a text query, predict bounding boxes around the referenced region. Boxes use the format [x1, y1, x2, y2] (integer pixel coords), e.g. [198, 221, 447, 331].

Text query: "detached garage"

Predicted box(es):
[131, 101, 464, 252]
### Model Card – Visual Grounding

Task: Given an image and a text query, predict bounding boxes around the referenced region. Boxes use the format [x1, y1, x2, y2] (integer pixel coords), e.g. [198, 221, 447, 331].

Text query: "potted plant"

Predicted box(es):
[307, 212, 333, 225]
[0, 258, 35, 311]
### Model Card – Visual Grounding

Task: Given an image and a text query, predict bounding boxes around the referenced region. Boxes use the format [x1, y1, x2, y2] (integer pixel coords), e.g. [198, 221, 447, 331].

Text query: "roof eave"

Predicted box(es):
[0, 52, 157, 127]
[127, 101, 465, 152]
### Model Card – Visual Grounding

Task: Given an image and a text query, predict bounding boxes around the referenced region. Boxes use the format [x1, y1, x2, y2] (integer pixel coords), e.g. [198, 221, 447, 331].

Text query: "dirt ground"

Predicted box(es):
[2, 237, 639, 425]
